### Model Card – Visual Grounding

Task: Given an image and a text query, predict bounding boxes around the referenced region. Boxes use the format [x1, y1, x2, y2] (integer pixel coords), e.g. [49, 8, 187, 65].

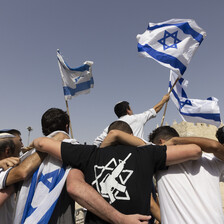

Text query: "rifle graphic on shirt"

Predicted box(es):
[99, 153, 132, 204]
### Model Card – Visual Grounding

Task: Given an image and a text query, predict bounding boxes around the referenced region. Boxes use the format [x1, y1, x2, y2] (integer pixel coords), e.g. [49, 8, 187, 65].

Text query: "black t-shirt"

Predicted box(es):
[61, 143, 167, 224]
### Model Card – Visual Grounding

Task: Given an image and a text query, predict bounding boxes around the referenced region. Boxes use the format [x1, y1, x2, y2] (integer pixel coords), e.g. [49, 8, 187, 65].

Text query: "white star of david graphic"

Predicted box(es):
[92, 153, 133, 204]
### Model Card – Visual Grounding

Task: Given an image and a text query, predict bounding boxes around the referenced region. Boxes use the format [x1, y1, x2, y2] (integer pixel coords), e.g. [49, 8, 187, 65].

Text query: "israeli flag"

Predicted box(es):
[13, 131, 73, 224]
[137, 19, 206, 76]
[169, 71, 221, 127]
[57, 50, 94, 100]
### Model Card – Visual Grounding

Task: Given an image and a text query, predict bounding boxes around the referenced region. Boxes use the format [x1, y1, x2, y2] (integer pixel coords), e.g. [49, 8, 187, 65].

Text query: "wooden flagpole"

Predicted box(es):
[160, 77, 180, 126]
[65, 99, 74, 139]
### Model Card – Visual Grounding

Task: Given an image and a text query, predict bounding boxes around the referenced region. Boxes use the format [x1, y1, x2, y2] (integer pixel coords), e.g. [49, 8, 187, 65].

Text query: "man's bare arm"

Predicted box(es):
[165, 144, 202, 166]
[100, 130, 145, 148]
[66, 169, 151, 224]
[30, 137, 62, 160]
[153, 94, 170, 113]
[0, 185, 15, 207]
[102, 131, 202, 166]
[5, 151, 46, 186]
[150, 194, 161, 223]
[166, 137, 224, 161]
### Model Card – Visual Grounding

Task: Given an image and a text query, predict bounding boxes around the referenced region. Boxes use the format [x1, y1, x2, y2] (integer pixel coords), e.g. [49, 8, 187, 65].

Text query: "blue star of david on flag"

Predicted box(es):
[169, 70, 221, 127]
[158, 30, 181, 51]
[137, 19, 206, 76]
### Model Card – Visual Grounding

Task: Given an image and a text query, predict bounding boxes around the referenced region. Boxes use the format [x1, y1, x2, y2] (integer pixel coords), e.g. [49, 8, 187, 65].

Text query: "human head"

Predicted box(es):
[216, 126, 224, 144]
[108, 121, 133, 135]
[0, 134, 16, 159]
[149, 126, 179, 145]
[41, 108, 70, 136]
[114, 101, 133, 118]
[0, 129, 23, 154]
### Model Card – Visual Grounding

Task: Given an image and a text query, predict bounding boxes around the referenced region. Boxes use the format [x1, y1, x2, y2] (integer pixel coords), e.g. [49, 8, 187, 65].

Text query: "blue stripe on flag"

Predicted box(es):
[138, 43, 186, 75]
[147, 22, 204, 44]
[37, 200, 58, 224]
[63, 77, 94, 97]
[179, 111, 221, 122]
[64, 62, 91, 72]
[21, 166, 39, 223]
[169, 80, 221, 123]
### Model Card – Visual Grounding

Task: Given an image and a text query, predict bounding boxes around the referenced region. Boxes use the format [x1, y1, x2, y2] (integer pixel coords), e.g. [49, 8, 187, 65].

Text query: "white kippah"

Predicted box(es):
[0, 133, 15, 139]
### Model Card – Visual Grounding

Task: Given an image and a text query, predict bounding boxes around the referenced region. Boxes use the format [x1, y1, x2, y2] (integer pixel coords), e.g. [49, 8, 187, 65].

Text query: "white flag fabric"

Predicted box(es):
[57, 50, 94, 100]
[13, 131, 74, 224]
[169, 71, 221, 127]
[137, 19, 206, 76]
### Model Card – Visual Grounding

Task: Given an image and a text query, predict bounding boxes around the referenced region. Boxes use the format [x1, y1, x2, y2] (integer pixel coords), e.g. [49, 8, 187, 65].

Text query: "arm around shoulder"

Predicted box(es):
[5, 151, 46, 186]
[166, 144, 202, 166]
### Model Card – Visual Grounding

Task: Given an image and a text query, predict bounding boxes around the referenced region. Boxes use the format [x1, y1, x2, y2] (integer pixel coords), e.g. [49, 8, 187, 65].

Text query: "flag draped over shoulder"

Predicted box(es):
[169, 71, 221, 127]
[13, 131, 72, 224]
[137, 19, 206, 76]
[57, 50, 94, 100]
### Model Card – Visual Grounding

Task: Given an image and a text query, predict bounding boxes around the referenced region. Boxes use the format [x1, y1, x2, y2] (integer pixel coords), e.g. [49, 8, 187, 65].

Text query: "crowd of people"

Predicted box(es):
[1, 92, 224, 224]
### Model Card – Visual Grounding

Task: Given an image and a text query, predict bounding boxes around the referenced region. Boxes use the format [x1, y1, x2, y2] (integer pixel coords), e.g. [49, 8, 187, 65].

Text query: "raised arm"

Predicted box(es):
[66, 169, 151, 224]
[153, 93, 170, 113]
[166, 136, 224, 161]
[165, 144, 202, 166]
[5, 151, 46, 186]
[100, 130, 145, 148]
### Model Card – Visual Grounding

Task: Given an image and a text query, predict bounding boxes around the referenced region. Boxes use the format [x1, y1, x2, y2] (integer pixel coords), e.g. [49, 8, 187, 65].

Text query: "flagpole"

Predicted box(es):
[65, 99, 74, 139]
[160, 77, 180, 126]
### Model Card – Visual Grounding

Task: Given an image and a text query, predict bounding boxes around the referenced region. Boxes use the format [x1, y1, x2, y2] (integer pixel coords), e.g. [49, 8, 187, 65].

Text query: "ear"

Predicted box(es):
[160, 139, 166, 144]
[126, 109, 133, 115]
[66, 124, 69, 134]
[5, 147, 12, 157]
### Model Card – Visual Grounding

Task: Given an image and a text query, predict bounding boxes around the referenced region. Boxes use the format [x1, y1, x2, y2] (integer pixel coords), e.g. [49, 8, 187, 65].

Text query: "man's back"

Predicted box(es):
[156, 153, 224, 224]
[61, 143, 167, 223]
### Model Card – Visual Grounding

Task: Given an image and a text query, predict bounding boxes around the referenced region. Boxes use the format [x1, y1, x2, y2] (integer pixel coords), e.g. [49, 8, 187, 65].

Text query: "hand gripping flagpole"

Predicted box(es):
[160, 76, 180, 126]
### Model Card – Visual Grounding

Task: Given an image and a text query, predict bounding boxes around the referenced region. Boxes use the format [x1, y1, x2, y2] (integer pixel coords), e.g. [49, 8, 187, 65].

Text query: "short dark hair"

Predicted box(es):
[114, 101, 130, 118]
[149, 126, 179, 144]
[41, 108, 70, 136]
[0, 138, 15, 156]
[108, 121, 133, 135]
[216, 126, 224, 144]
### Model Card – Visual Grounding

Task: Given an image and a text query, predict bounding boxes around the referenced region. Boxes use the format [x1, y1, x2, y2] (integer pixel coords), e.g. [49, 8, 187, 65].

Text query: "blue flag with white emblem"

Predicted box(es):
[57, 50, 94, 100]
[137, 19, 206, 76]
[169, 71, 221, 127]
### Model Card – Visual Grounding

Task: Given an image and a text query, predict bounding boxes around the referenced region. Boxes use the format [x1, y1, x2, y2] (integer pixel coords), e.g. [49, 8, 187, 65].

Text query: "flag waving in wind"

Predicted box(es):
[137, 19, 206, 76]
[169, 71, 221, 127]
[57, 50, 94, 100]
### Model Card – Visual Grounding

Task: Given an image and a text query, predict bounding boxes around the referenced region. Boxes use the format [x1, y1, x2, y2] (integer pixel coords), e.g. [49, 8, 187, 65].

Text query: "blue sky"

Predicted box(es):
[1, 0, 223, 145]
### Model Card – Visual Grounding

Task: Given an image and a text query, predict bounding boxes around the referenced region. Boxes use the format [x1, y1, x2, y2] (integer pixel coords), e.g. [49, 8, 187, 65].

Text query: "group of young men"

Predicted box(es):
[1, 92, 224, 224]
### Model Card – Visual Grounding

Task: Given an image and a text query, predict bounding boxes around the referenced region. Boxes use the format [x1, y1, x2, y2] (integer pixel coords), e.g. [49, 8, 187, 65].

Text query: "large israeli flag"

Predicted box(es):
[137, 19, 206, 76]
[57, 50, 94, 100]
[169, 71, 221, 127]
[13, 131, 75, 224]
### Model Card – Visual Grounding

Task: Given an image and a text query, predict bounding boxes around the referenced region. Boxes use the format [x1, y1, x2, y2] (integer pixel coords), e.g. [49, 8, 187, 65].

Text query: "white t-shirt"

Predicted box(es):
[156, 153, 224, 224]
[93, 108, 156, 146]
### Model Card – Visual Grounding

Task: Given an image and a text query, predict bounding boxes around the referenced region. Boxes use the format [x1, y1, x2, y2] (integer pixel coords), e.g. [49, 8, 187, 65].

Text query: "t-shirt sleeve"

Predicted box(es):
[0, 167, 12, 189]
[135, 108, 157, 125]
[153, 145, 167, 172]
[143, 145, 167, 172]
[61, 142, 96, 172]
